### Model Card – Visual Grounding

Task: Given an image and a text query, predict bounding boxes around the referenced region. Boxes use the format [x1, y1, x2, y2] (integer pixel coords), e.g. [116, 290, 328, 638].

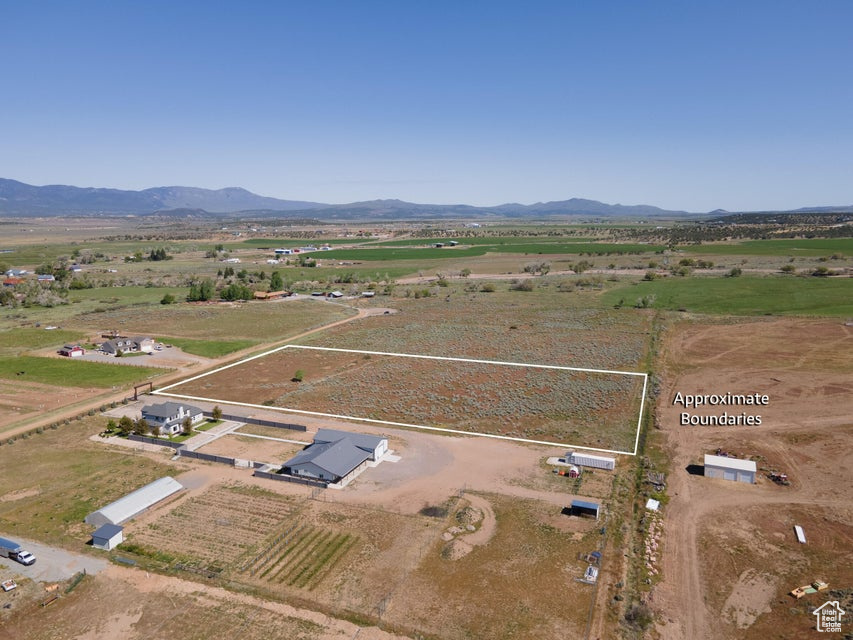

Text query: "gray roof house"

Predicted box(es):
[101, 336, 154, 355]
[140, 402, 204, 435]
[283, 430, 388, 484]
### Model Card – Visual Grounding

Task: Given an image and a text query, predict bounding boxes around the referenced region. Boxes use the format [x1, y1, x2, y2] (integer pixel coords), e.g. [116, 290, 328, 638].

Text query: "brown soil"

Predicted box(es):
[650, 318, 853, 640]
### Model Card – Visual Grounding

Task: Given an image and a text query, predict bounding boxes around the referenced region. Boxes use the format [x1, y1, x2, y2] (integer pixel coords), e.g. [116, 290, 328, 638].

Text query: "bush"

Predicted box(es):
[480, 283, 496, 293]
[160, 293, 176, 305]
[292, 369, 305, 383]
[511, 280, 534, 291]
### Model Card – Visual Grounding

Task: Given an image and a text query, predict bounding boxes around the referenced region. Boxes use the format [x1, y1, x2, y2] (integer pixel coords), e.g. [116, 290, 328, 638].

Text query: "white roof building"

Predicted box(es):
[703, 454, 756, 484]
[84, 477, 184, 527]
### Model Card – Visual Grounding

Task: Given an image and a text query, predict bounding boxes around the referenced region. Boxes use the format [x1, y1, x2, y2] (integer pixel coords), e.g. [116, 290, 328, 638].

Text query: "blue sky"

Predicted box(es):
[2, 1, 851, 211]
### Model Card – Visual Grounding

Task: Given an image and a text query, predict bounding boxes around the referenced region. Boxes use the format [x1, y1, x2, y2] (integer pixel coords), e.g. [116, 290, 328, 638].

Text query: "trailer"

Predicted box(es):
[565, 451, 616, 471]
[0, 537, 22, 558]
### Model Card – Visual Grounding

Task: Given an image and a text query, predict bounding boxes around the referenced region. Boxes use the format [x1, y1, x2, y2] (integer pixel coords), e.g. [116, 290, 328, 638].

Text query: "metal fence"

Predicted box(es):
[254, 469, 327, 488]
[212, 412, 307, 433]
[177, 449, 236, 466]
[127, 434, 185, 449]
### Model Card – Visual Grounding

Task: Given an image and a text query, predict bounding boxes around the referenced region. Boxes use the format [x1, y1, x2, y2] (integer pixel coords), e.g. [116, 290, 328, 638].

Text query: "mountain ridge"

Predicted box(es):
[1, 178, 849, 220]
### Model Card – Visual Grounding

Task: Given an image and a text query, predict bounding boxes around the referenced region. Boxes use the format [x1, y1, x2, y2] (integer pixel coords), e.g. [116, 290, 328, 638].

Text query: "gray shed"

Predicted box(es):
[92, 524, 124, 550]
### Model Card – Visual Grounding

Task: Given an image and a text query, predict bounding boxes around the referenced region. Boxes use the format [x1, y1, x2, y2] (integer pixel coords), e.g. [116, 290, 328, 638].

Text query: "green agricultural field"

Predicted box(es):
[0, 327, 86, 356]
[324, 241, 666, 262]
[157, 336, 258, 358]
[680, 238, 853, 257]
[602, 275, 853, 316]
[0, 355, 165, 387]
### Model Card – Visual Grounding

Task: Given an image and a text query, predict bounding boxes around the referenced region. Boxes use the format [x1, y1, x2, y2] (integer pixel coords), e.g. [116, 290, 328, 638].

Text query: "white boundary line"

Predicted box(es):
[154, 345, 648, 456]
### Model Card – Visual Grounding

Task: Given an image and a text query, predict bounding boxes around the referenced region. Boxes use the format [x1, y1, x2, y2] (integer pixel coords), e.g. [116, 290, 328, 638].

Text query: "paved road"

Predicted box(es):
[0, 537, 107, 582]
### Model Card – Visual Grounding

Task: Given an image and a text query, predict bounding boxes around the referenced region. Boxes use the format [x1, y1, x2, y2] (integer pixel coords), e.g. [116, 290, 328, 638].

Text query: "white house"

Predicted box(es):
[703, 454, 756, 484]
[140, 402, 205, 435]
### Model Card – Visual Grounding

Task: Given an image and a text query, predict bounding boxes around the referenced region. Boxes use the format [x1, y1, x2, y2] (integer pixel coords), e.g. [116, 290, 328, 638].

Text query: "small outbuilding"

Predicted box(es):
[85, 476, 184, 527]
[91, 524, 124, 550]
[58, 344, 85, 357]
[703, 454, 756, 484]
[564, 499, 601, 520]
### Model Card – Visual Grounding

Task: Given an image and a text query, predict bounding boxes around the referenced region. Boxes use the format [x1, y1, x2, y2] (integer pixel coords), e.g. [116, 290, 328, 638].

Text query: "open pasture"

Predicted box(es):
[602, 275, 853, 316]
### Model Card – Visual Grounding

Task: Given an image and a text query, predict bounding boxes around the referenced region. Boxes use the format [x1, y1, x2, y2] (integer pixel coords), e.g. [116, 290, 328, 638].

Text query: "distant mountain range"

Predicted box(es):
[0, 178, 850, 220]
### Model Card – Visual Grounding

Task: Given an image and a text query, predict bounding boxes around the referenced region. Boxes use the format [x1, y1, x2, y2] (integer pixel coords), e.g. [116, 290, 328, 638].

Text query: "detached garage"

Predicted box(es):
[703, 454, 756, 484]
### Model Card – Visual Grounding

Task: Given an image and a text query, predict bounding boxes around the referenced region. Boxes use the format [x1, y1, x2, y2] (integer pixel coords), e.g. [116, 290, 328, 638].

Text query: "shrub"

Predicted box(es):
[480, 283, 496, 293]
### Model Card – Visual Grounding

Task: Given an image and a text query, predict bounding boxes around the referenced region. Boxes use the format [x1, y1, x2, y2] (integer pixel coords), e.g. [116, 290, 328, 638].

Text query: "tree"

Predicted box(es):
[220, 282, 253, 301]
[151, 424, 162, 437]
[725, 267, 742, 278]
[118, 415, 134, 436]
[212, 405, 222, 421]
[292, 369, 305, 383]
[269, 270, 284, 291]
[133, 418, 149, 435]
[460, 268, 471, 278]
[181, 416, 193, 435]
[187, 278, 216, 302]
[160, 293, 176, 305]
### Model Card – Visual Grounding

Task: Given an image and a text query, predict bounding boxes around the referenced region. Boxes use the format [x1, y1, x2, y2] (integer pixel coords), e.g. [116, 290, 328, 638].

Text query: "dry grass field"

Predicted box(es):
[174, 344, 643, 451]
[63, 298, 355, 342]
[0, 416, 177, 545]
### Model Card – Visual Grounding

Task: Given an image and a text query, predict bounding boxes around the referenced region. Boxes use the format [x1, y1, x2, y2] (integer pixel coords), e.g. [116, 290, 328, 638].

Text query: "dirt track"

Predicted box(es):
[651, 318, 853, 639]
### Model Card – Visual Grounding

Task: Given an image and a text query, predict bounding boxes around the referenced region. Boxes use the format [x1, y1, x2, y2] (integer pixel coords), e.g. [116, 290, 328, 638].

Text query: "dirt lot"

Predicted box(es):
[651, 318, 853, 639]
[0, 379, 106, 426]
[0, 563, 411, 640]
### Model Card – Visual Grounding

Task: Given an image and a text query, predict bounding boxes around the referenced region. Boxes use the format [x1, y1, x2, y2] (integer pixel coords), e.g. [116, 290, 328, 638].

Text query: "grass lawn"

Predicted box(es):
[157, 336, 258, 358]
[0, 327, 86, 356]
[0, 355, 167, 387]
[602, 275, 853, 316]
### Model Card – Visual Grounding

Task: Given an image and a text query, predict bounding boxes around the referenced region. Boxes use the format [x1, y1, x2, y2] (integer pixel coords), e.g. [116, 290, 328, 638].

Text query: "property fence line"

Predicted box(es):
[209, 412, 307, 433]
[177, 449, 236, 466]
[127, 434, 185, 449]
[253, 469, 328, 488]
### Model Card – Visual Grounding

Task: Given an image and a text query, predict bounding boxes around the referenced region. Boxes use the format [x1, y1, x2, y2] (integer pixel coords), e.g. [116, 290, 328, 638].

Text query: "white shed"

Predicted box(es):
[85, 477, 184, 526]
[703, 454, 756, 484]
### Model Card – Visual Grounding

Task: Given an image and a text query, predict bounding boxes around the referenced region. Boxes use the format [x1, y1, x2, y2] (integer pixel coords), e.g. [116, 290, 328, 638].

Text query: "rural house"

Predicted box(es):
[282, 429, 388, 484]
[100, 336, 154, 355]
[140, 402, 205, 435]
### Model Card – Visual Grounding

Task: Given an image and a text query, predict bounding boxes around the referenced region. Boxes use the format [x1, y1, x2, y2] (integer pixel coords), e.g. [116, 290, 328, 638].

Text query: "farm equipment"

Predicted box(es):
[768, 471, 790, 486]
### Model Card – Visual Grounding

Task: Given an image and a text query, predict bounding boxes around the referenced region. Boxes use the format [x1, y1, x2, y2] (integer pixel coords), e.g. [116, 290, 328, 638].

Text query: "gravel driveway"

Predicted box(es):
[0, 537, 108, 582]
